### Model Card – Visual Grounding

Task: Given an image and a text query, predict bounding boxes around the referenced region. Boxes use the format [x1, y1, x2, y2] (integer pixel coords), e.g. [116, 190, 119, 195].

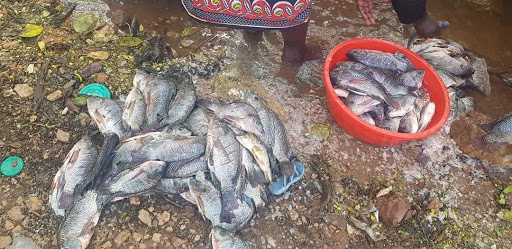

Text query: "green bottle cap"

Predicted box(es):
[79, 83, 111, 99]
[1, 156, 24, 177]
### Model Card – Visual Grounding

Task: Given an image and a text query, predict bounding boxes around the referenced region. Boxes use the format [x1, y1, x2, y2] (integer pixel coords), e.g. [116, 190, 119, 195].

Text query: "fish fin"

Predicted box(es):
[491, 142, 507, 150]
[220, 192, 237, 223]
[471, 136, 488, 150]
[246, 166, 268, 188]
[196, 98, 221, 113]
[58, 192, 75, 211]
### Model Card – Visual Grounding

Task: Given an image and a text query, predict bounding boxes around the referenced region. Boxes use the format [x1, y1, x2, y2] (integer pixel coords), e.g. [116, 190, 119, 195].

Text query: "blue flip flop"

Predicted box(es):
[268, 161, 305, 196]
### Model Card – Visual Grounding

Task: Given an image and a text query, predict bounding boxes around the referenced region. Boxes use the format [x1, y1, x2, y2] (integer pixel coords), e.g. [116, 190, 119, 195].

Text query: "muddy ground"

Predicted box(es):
[0, 0, 511, 248]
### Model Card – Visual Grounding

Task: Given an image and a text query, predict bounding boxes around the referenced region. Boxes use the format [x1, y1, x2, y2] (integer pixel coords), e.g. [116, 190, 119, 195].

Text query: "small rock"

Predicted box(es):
[157, 211, 170, 226]
[101, 241, 112, 248]
[132, 233, 143, 243]
[2, 41, 19, 49]
[152, 233, 161, 242]
[26, 64, 35, 74]
[14, 84, 34, 98]
[267, 237, 276, 247]
[26, 197, 43, 212]
[0, 236, 12, 248]
[4, 220, 14, 230]
[96, 73, 108, 83]
[376, 194, 411, 227]
[56, 129, 70, 143]
[8, 206, 25, 222]
[87, 51, 110, 60]
[29, 115, 37, 123]
[139, 244, 146, 249]
[65, 99, 80, 113]
[114, 231, 131, 246]
[288, 209, 299, 221]
[130, 197, 140, 206]
[171, 236, 187, 248]
[80, 62, 103, 78]
[193, 235, 200, 242]
[148, 206, 154, 213]
[427, 200, 440, 212]
[79, 113, 92, 127]
[46, 90, 63, 101]
[110, 9, 128, 26]
[5, 235, 39, 249]
[138, 209, 152, 227]
[180, 40, 194, 48]
[11, 225, 23, 234]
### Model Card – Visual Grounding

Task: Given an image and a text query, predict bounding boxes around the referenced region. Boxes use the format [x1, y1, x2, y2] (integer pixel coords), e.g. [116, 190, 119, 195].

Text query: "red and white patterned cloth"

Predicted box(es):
[182, 0, 312, 28]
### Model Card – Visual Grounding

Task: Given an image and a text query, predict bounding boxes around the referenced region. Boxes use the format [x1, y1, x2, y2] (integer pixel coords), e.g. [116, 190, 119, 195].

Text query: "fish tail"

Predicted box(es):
[220, 192, 237, 223]
[58, 192, 75, 211]
[246, 167, 269, 187]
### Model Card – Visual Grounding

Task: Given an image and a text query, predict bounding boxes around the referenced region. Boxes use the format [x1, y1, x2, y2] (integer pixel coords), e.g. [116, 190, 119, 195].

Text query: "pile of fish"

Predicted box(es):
[329, 49, 436, 133]
[49, 70, 300, 249]
[411, 38, 491, 121]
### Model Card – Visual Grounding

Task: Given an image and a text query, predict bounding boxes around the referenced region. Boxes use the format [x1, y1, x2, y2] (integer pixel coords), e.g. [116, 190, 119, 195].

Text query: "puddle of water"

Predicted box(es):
[466, 77, 512, 119]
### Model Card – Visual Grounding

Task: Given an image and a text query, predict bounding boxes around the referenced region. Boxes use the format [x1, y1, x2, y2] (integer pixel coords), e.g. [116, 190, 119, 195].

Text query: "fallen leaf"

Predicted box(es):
[72, 13, 104, 35]
[37, 41, 45, 52]
[376, 186, 393, 198]
[503, 186, 512, 194]
[20, 24, 43, 38]
[87, 51, 109, 60]
[119, 36, 143, 47]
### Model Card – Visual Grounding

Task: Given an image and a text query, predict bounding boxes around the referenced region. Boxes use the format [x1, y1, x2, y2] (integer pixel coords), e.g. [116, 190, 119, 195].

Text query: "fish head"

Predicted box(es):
[222, 114, 264, 138]
[245, 91, 263, 107]
[142, 161, 167, 178]
[346, 49, 366, 60]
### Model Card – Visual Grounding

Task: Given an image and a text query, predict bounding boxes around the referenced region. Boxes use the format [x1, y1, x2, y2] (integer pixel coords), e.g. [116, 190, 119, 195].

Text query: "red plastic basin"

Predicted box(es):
[323, 38, 450, 146]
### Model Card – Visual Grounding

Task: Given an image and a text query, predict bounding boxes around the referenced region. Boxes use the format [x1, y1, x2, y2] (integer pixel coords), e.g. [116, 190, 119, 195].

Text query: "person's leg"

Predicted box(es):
[280, 22, 308, 63]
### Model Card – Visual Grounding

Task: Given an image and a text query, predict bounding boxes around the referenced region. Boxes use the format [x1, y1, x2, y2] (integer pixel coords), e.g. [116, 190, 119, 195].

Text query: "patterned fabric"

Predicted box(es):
[182, 0, 312, 28]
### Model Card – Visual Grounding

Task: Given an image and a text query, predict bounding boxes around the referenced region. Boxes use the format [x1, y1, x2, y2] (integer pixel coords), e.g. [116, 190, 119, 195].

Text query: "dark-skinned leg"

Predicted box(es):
[280, 22, 308, 63]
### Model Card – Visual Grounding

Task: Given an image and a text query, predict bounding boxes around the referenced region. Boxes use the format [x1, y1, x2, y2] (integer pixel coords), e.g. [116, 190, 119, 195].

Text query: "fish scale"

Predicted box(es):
[106, 161, 166, 200]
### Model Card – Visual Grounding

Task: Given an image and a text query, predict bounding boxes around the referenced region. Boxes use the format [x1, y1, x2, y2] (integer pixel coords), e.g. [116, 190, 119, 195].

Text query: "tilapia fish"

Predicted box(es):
[122, 87, 146, 132]
[104, 161, 166, 200]
[50, 136, 98, 217]
[58, 190, 107, 249]
[133, 69, 153, 92]
[165, 155, 208, 178]
[330, 69, 399, 109]
[382, 117, 401, 132]
[346, 49, 408, 72]
[363, 67, 409, 96]
[393, 51, 416, 71]
[241, 149, 269, 209]
[359, 113, 376, 126]
[185, 171, 222, 223]
[184, 107, 211, 136]
[346, 94, 380, 116]
[399, 70, 425, 90]
[399, 110, 419, 133]
[465, 51, 491, 96]
[143, 77, 175, 130]
[198, 99, 264, 137]
[387, 94, 416, 118]
[87, 97, 126, 138]
[160, 80, 196, 128]
[420, 51, 474, 77]
[133, 136, 206, 164]
[211, 227, 251, 249]
[244, 91, 294, 175]
[484, 112, 512, 144]
[206, 118, 245, 223]
[163, 124, 193, 136]
[236, 134, 272, 182]
[155, 177, 190, 195]
[418, 102, 436, 132]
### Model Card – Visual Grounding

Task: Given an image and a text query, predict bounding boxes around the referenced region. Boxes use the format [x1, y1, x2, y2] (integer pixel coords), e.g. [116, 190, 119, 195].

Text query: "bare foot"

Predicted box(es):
[281, 45, 306, 63]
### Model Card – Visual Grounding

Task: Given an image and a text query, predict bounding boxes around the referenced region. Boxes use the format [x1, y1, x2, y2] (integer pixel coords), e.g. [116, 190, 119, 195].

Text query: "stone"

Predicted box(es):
[0, 236, 12, 248]
[101, 241, 112, 248]
[2, 41, 19, 49]
[56, 129, 70, 143]
[8, 206, 25, 222]
[26, 197, 43, 212]
[29, 115, 37, 123]
[72, 13, 105, 35]
[79, 113, 92, 127]
[267, 237, 276, 247]
[295, 59, 323, 85]
[180, 40, 194, 48]
[138, 209, 152, 227]
[14, 84, 34, 98]
[132, 233, 143, 243]
[94, 26, 117, 42]
[427, 201, 440, 212]
[46, 90, 63, 101]
[130, 197, 140, 206]
[66, 99, 80, 113]
[96, 73, 108, 83]
[171, 236, 187, 248]
[5, 235, 39, 249]
[157, 211, 170, 226]
[110, 10, 128, 26]
[376, 194, 411, 227]
[114, 231, 131, 246]
[4, 220, 14, 230]
[152, 233, 161, 242]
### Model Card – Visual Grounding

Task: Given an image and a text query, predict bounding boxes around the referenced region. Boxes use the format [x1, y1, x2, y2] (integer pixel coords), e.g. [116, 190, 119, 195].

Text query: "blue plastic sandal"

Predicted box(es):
[268, 161, 305, 196]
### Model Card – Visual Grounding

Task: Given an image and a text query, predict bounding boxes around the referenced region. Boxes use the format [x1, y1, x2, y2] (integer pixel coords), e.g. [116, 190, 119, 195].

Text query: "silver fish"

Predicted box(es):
[50, 136, 98, 217]
[122, 87, 146, 132]
[334, 88, 349, 98]
[211, 227, 251, 249]
[359, 113, 376, 126]
[484, 113, 512, 144]
[387, 94, 417, 118]
[206, 118, 244, 223]
[241, 149, 269, 209]
[133, 136, 206, 164]
[184, 107, 211, 136]
[418, 102, 436, 132]
[186, 171, 222, 224]
[58, 190, 107, 249]
[331, 70, 399, 109]
[155, 177, 190, 195]
[399, 110, 419, 133]
[465, 51, 491, 96]
[105, 161, 166, 200]
[345, 94, 381, 116]
[143, 77, 175, 130]
[393, 51, 415, 71]
[165, 155, 208, 178]
[160, 80, 196, 128]
[163, 124, 193, 136]
[368, 103, 385, 127]
[421, 51, 474, 77]
[399, 70, 425, 89]
[133, 69, 153, 92]
[414, 91, 431, 120]
[198, 99, 264, 137]
[382, 117, 401, 132]
[346, 49, 408, 72]
[236, 134, 272, 182]
[244, 92, 293, 176]
[437, 70, 465, 88]
[363, 67, 409, 96]
[87, 97, 126, 138]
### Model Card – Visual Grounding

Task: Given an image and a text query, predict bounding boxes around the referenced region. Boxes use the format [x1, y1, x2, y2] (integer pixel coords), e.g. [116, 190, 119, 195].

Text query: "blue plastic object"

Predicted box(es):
[269, 161, 305, 196]
[79, 83, 111, 99]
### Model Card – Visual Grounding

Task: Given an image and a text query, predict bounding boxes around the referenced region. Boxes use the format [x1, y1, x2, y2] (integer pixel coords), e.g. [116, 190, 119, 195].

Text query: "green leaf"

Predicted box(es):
[503, 186, 512, 194]
[503, 208, 512, 220]
[74, 96, 88, 107]
[498, 194, 506, 205]
[119, 37, 143, 47]
[72, 13, 103, 35]
[19, 24, 43, 38]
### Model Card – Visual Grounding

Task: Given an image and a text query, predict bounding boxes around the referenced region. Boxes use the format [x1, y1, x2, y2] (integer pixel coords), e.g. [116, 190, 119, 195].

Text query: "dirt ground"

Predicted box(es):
[0, 0, 511, 248]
